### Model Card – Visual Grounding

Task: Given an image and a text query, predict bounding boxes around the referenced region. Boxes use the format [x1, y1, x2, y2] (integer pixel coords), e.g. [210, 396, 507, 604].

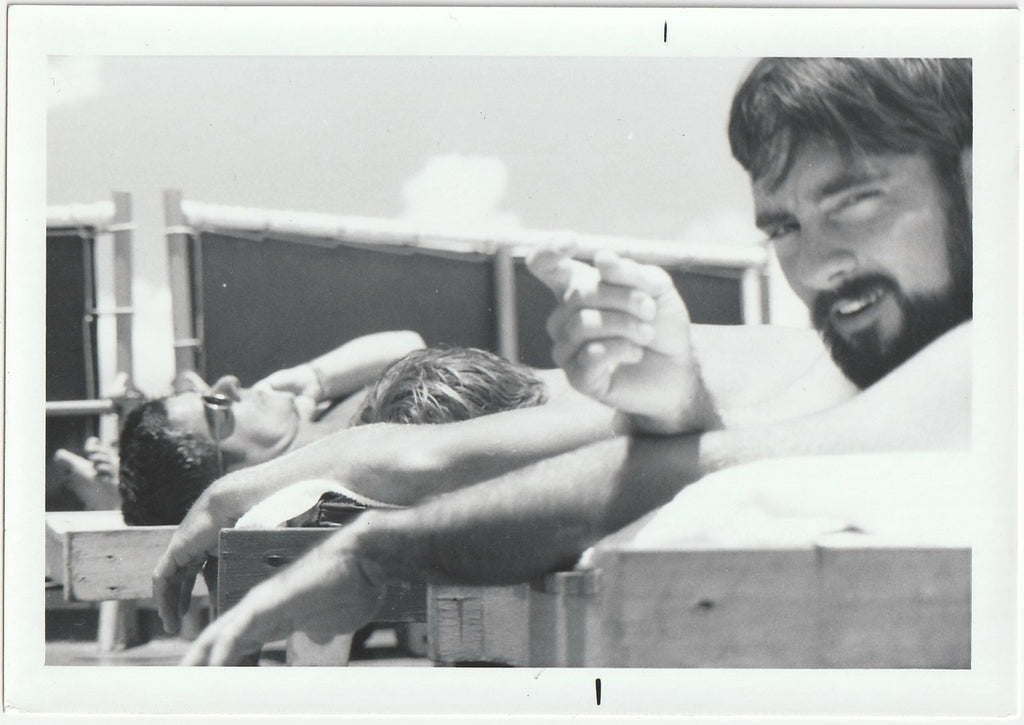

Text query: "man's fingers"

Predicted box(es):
[180, 628, 215, 666]
[153, 548, 205, 634]
[548, 308, 656, 366]
[526, 248, 574, 296]
[527, 247, 601, 302]
[594, 250, 679, 300]
[154, 580, 182, 634]
[563, 282, 656, 321]
[562, 339, 645, 398]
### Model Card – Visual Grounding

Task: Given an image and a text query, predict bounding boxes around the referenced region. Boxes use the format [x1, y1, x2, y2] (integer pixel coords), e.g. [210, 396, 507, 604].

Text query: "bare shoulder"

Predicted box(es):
[691, 324, 853, 417]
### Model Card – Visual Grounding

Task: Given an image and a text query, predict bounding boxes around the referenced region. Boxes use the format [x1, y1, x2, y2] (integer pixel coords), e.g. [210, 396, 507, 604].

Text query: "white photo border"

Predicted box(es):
[5, 5, 1020, 720]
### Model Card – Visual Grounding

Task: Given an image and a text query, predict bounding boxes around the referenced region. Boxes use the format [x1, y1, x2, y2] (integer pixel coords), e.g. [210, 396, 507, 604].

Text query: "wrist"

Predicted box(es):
[630, 377, 720, 436]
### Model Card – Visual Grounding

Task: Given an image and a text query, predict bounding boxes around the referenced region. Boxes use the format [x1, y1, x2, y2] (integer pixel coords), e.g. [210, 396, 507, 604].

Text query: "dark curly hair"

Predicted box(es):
[728, 58, 972, 189]
[117, 399, 222, 526]
[357, 346, 547, 425]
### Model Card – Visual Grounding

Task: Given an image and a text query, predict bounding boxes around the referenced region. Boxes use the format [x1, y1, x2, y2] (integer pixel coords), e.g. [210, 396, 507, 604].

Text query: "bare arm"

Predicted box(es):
[154, 391, 623, 633]
[255, 330, 425, 402]
[359, 322, 969, 585]
[181, 321, 970, 662]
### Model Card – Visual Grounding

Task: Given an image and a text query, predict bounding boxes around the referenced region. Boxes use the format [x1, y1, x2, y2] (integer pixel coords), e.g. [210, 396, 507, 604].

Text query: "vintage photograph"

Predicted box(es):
[5, 5, 1020, 719]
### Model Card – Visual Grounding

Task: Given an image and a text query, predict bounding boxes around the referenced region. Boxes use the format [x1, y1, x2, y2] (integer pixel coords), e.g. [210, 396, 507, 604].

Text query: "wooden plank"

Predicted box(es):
[424, 544, 972, 668]
[427, 583, 531, 665]
[217, 529, 426, 623]
[594, 548, 821, 668]
[817, 543, 971, 668]
[46, 511, 207, 601]
[528, 571, 600, 667]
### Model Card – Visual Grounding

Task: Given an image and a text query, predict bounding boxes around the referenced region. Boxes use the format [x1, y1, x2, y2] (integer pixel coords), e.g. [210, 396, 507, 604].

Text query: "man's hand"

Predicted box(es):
[253, 364, 324, 401]
[153, 483, 243, 634]
[84, 437, 119, 486]
[527, 248, 716, 434]
[181, 529, 385, 666]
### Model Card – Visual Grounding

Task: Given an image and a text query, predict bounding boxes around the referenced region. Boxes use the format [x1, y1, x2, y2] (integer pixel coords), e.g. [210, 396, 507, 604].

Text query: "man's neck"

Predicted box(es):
[289, 390, 368, 450]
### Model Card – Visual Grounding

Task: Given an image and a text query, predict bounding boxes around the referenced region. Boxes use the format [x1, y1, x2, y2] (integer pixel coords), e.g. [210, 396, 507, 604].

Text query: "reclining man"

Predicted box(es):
[118, 329, 427, 525]
[153, 58, 974, 665]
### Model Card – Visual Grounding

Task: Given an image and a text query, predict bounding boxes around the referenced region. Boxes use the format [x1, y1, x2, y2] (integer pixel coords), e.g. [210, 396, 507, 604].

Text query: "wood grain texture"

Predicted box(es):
[427, 543, 971, 668]
[217, 528, 426, 622]
[46, 511, 207, 601]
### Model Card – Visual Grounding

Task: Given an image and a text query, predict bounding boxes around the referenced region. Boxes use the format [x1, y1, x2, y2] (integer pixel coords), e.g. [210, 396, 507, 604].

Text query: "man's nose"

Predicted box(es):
[790, 231, 858, 294]
[210, 375, 242, 401]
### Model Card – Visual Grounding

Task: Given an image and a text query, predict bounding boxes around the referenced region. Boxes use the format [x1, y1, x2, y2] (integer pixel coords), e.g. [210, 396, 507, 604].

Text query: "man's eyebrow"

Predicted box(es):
[815, 168, 889, 200]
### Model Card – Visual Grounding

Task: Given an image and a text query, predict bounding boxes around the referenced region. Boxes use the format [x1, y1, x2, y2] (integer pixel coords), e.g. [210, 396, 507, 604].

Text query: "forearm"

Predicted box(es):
[353, 434, 701, 586]
[213, 396, 625, 514]
[346, 324, 970, 586]
[308, 330, 425, 402]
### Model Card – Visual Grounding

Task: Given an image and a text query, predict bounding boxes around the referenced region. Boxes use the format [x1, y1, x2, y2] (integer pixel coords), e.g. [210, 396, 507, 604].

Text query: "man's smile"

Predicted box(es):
[829, 283, 889, 337]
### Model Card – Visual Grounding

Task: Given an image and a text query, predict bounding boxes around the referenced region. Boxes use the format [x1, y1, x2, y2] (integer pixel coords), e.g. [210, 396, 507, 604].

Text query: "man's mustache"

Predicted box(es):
[811, 274, 898, 331]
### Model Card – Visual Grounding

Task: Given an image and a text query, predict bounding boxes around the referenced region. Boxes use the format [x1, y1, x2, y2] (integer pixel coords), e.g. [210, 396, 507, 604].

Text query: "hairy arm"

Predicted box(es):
[154, 390, 623, 632]
[182, 321, 970, 660]
[359, 321, 971, 585]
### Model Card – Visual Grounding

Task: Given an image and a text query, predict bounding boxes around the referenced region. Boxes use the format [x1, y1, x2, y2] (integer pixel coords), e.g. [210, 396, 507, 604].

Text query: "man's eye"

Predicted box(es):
[833, 190, 884, 221]
[766, 222, 799, 241]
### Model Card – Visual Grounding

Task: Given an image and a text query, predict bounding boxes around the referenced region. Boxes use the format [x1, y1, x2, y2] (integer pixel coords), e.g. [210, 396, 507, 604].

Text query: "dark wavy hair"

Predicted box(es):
[118, 399, 221, 526]
[728, 58, 972, 188]
[357, 346, 547, 425]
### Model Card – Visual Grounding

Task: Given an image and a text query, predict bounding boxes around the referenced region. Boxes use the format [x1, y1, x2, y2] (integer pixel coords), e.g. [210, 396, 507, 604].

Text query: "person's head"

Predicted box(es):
[356, 346, 547, 425]
[729, 58, 972, 388]
[118, 374, 303, 525]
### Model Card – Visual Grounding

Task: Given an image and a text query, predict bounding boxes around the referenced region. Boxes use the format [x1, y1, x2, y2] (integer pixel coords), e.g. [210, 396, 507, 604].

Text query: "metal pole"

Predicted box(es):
[46, 399, 117, 417]
[164, 189, 201, 375]
[493, 247, 519, 362]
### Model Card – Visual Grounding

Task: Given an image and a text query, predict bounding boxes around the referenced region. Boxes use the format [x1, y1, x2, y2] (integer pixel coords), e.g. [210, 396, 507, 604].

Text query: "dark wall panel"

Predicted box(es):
[200, 233, 497, 385]
[200, 232, 745, 380]
[46, 229, 97, 508]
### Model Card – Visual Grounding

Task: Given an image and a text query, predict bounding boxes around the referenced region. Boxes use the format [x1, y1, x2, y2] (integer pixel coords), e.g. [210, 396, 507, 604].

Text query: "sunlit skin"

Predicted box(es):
[163, 375, 304, 471]
[753, 142, 957, 373]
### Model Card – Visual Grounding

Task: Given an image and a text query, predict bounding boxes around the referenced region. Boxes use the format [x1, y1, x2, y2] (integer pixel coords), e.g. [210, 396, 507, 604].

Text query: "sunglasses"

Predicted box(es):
[202, 393, 235, 476]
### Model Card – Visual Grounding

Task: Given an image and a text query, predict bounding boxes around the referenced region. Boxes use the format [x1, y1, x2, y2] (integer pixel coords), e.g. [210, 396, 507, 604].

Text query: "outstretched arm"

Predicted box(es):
[154, 390, 624, 633]
[254, 330, 425, 402]
[182, 321, 970, 663]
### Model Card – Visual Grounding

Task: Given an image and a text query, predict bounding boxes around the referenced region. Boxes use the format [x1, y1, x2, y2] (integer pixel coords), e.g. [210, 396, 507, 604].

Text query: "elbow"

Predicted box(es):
[393, 330, 426, 354]
[365, 441, 449, 506]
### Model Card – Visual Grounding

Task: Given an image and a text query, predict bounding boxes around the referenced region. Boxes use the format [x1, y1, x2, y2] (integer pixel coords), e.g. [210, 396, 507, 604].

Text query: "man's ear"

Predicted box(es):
[960, 146, 972, 215]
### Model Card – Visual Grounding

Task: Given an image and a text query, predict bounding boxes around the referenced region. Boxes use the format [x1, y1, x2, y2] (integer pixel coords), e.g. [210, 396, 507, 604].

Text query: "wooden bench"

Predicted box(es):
[45, 510, 209, 650]
[49, 513, 971, 667]
[216, 528, 427, 664]
[426, 533, 971, 668]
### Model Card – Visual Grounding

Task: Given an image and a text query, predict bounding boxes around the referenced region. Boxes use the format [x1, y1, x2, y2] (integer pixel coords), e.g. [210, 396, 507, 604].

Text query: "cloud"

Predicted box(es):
[401, 154, 519, 230]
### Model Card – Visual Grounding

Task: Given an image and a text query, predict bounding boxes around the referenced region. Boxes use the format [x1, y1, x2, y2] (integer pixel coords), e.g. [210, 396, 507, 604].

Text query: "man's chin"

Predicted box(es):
[822, 329, 899, 389]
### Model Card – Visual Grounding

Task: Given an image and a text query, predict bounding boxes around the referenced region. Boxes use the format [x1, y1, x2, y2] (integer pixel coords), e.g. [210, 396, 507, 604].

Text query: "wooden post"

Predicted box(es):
[111, 192, 134, 385]
[164, 189, 200, 375]
[493, 247, 519, 362]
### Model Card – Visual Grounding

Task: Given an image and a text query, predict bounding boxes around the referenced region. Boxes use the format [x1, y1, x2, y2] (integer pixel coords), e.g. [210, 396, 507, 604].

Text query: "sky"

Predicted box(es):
[47, 55, 793, 392]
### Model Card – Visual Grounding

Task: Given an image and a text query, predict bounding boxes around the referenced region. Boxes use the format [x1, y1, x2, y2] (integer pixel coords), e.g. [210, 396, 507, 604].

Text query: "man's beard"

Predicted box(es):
[813, 273, 971, 389]
[812, 163, 972, 389]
